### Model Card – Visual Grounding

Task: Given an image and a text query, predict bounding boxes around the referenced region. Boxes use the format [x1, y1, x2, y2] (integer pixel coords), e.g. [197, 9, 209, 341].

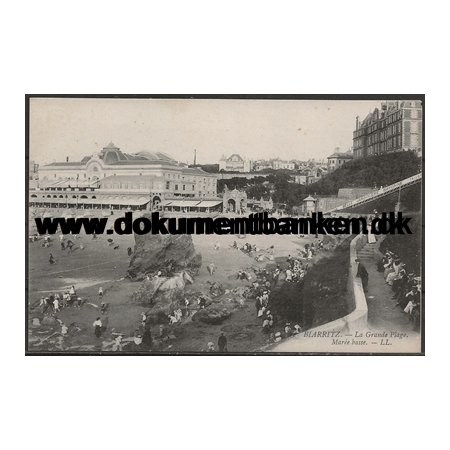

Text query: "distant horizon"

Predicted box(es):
[30, 98, 386, 166]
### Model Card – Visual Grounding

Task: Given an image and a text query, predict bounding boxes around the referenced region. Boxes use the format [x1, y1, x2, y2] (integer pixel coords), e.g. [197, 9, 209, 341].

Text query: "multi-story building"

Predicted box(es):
[327, 149, 353, 172]
[272, 159, 295, 170]
[219, 154, 252, 172]
[33, 142, 219, 210]
[253, 160, 272, 172]
[353, 100, 422, 159]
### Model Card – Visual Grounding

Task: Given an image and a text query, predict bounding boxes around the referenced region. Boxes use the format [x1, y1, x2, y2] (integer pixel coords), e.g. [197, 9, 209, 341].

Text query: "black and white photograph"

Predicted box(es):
[26, 96, 424, 355]
[4, 2, 449, 449]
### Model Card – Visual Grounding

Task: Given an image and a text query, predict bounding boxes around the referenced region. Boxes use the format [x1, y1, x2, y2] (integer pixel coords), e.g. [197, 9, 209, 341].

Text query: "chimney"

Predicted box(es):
[355, 115, 359, 130]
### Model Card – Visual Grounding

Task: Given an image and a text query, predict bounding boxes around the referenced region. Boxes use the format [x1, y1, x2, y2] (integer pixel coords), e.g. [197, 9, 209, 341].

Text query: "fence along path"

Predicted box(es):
[324, 172, 422, 214]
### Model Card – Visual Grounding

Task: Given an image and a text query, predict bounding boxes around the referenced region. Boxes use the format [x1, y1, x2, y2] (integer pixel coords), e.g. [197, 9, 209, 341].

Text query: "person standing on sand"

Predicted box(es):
[49, 253, 55, 264]
[218, 332, 227, 352]
[142, 323, 152, 349]
[93, 317, 102, 338]
[272, 266, 280, 286]
[53, 296, 60, 313]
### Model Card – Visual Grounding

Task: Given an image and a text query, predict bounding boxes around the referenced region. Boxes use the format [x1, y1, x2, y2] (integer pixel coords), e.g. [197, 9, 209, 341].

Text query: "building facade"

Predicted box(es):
[327, 150, 353, 172]
[219, 154, 252, 172]
[222, 187, 247, 213]
[272, 159, 295, 170]
[253, 160, 272, 172]
[353, 100, 423, 159]
[33, 143, 218, 210]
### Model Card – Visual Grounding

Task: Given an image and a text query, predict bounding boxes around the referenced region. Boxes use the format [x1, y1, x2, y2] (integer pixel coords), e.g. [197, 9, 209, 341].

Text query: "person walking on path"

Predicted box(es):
[356, 258, 369, 292]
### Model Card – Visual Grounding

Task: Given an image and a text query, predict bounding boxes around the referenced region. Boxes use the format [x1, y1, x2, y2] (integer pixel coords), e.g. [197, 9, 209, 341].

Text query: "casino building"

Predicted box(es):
[30, 143, 222, 213]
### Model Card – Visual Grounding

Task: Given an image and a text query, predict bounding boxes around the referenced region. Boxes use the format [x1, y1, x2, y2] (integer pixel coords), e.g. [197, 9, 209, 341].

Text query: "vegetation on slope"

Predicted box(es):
[309, 151, 421, 196]
[216, 151, 422, 208]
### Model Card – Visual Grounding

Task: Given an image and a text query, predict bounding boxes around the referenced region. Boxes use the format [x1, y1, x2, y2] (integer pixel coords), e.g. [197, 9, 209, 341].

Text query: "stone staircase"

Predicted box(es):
[357, 240, 377, 262]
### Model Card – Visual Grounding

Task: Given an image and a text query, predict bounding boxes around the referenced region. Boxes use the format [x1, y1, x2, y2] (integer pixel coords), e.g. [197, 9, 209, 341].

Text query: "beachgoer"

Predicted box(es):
[218, 332, 227, 352]
[142, 323, 152, 348]
[356, 259, 369, 292]
[93, 317, 102, 338]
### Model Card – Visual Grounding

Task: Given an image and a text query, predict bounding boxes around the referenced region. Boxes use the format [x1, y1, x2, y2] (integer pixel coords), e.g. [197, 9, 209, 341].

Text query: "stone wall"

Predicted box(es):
[267, 233, 368, 351]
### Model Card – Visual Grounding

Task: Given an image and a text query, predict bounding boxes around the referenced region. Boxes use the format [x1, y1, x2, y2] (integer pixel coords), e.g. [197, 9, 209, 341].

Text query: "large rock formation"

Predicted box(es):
[127, 233, 202, 279]
[192, 306, 232, 325]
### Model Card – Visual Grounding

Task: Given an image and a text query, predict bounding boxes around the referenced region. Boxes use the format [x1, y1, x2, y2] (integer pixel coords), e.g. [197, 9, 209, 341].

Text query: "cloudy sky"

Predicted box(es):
[30, 98, 382, 165]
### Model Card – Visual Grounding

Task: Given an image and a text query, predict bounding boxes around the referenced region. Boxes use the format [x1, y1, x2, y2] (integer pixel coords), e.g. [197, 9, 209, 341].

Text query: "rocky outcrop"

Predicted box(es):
[192, 307, 231, 325]
[127, 233, 202, 278]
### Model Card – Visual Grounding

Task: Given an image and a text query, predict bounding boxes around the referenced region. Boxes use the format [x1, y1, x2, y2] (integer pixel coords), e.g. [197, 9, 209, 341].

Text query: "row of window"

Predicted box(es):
[103, 182, 153, 190]
[41, 187, 96, 192]
[355, 121, 403, 147]
[165, 172, 214, 184]
[31, 194, 98, 199]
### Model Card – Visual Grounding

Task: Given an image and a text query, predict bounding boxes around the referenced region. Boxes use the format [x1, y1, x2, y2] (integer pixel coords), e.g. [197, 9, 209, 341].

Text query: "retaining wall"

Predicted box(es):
[267, 234, 368, 351]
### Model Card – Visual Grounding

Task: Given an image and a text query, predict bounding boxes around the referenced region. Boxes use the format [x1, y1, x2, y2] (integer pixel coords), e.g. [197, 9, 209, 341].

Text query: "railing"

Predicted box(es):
[325, 172, 422, 213]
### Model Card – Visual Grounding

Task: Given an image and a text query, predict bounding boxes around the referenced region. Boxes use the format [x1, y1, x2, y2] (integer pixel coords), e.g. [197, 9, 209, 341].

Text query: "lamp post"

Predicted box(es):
[314, 192, 319, 238]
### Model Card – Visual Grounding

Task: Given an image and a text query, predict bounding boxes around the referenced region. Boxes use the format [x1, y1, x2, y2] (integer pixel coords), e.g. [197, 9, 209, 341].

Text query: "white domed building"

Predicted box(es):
[32, 143, 221, 213]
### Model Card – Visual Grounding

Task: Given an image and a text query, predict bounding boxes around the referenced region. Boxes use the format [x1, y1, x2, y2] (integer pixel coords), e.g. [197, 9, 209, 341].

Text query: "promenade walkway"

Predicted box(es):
[357, 236, 415, 333]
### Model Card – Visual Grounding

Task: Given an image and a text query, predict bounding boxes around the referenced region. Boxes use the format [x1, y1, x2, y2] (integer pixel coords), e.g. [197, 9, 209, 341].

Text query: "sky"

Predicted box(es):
[29, 98, 382, 165]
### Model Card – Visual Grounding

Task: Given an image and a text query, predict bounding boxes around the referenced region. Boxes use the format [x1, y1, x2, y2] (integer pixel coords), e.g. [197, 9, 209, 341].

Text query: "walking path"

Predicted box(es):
[357, 236, 415, 333]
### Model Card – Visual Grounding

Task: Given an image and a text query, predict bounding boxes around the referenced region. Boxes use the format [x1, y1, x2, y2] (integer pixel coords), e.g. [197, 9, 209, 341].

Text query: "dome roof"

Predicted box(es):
[135, 151, 176, 162]
[98, 144, 178, 166]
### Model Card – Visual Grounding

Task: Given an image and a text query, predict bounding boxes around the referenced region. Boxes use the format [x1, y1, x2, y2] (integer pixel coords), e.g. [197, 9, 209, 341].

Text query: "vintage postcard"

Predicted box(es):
[26, 95, 424, 355]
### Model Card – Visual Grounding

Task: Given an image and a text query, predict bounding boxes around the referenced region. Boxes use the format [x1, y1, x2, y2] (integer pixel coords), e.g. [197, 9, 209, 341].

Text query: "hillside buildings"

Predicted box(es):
[219, 154, 252, 172]
[219, 155, 297, 172]
[353, 100, 423, 159]
[327, 149, 353, 172]
[271, 159, 295, 170]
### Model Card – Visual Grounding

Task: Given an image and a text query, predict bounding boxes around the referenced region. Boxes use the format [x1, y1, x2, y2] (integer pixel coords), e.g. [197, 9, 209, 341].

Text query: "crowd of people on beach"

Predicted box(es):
[251, 259, 307, 342]
[38, 284, 88, 313]
[29, 202, 335, 352]
[378, 250, 421, 329]
[229, 236, 333, 345]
